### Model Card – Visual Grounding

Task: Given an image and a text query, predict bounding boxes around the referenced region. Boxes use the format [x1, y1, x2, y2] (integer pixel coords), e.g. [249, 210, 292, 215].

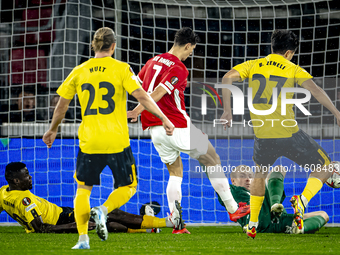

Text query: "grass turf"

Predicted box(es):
[1, 226, 339, 254]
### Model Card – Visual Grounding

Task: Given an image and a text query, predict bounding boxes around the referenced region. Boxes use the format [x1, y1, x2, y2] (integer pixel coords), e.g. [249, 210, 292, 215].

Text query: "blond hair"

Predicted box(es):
[91, 27, 116, 52]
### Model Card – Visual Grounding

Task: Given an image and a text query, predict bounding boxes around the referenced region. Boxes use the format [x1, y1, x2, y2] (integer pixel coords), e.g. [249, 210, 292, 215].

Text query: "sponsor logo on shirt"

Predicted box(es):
[22, 197, 31, 206]
[170, 76, 179, 85]
[25, 203, 36, 212]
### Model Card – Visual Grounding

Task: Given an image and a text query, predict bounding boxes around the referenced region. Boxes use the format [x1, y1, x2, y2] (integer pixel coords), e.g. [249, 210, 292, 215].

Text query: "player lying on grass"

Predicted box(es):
[218, 165, 329, 234]
[0, 162, 183, 234]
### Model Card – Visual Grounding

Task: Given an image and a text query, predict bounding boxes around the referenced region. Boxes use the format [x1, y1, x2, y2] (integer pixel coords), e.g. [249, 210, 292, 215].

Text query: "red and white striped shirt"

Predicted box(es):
[138, 53, 190, 130]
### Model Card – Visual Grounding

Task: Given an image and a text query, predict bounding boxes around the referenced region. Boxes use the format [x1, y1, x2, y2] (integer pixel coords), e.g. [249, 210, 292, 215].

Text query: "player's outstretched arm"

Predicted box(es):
[43, 97, 71, 148]
[128, 85, 168, 122]
[131, 88, 174, 135]
[301, 79, 340, 127]
[221, 69, 242, 129]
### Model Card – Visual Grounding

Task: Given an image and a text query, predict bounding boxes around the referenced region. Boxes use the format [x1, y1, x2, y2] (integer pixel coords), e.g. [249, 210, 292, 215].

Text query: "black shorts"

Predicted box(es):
[75, 146, 137, 187]
[56, 207, 75, 225]
[253, 130, 331, 167]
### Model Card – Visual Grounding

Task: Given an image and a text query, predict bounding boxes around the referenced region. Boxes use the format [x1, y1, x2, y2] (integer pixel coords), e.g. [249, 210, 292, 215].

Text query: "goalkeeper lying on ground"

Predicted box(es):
[0, 162, 182, 233]
[218, 165, 328, 234]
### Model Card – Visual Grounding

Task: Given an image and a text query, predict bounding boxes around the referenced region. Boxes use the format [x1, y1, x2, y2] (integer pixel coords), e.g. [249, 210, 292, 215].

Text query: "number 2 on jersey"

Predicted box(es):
[252, 74, 287, 104]
[82, 82, 115, 116]
[147, 64, 162, 93]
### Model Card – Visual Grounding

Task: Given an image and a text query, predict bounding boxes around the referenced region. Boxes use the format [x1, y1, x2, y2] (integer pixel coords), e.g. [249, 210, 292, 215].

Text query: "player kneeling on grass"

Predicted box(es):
[218, 165, 329, 234]
[0, 162, 184, 234]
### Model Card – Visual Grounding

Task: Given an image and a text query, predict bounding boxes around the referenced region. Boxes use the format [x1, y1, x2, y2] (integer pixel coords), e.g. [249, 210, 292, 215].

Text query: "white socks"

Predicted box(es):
[166, 166, 238, 214]
[207, 165, 238, 214]
[166, 176, 182, 212]
[249, 221, 258, 229]
[300, 194, 308, 208]
[99, 205, 108, 216]
[166, 217, 174, 227]
[79, 234, 89, 242]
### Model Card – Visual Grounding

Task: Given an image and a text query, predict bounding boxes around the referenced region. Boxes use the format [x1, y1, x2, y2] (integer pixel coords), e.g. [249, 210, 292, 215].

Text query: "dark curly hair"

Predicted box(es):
[271, 29, 299, 54]
[174, 27, 200, 46]
[5, 162, 26, 184]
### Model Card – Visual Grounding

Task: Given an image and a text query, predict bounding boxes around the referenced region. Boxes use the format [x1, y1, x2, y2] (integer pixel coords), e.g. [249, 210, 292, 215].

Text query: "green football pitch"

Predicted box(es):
[1, 226, 339, 254]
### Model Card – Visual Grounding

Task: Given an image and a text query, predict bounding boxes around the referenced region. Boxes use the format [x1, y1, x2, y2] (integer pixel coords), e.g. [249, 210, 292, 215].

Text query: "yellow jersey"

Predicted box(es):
[57, 57, 141, 154]
[0, 185, 62, 233]
[233, 54, 313, 138]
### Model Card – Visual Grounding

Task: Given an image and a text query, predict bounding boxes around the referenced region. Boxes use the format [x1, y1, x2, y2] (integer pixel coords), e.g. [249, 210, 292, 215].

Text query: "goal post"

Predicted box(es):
[0, 0, 339, 225]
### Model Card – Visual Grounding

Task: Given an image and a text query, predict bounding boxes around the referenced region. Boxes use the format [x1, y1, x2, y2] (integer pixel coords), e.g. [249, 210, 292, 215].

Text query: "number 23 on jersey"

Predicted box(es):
[81, 81, 116, 116]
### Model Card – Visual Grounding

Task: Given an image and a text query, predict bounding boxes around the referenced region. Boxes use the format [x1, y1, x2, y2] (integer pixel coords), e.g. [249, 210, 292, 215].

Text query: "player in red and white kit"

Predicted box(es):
[128, 28, 250, 233]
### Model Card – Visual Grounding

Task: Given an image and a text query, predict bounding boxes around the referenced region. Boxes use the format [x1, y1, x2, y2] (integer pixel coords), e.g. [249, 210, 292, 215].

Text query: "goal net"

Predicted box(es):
[0, 0, 339, 225]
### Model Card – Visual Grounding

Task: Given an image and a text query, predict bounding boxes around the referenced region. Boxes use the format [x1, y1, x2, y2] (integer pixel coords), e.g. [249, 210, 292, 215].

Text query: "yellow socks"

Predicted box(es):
[74, 188, 91, 235]
[103, 186, 136, 213]
[301, 177, 323, 204]
[249, 195, 265, 224]
[141, 215, 166, 229]
[127, 229, 147, 233]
